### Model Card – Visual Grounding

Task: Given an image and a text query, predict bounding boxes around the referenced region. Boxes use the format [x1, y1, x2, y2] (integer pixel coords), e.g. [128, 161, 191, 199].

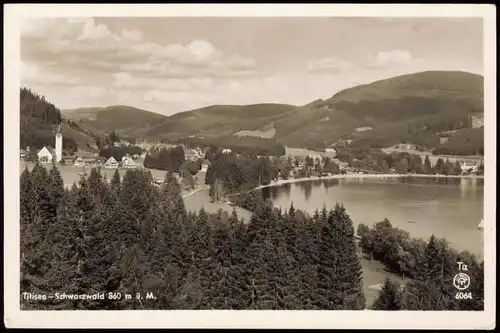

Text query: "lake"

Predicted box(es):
[260, 176, 484, 256]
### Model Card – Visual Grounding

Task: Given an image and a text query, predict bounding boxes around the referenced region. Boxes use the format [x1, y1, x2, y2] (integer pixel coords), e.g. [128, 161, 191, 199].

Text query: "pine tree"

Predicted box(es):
[21, 163, 54, 298]
[87, 167, 107, 205]
[332, 204, 366, 309]
[371, 278, 402, 310]
[110, 168, 121, 193]
[245, 203, 276, 309]
[315, 209, 340, 309]
[20, 166, 35, 234]
[208, 217, 235, 309]
[48, 165, 65, 209]
[161, 171, 186, 222]
[33, 192, 92, 309]
[421, 234, 443, 282]
[20, 166, 36, 306]
[225, 209, 251, 309]
[296, 213, 320, 309]
[281, 204, 303, 309]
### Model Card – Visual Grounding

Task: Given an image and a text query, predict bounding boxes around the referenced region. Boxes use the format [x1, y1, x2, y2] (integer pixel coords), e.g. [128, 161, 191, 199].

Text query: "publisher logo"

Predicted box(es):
[453, 272, 471, 291]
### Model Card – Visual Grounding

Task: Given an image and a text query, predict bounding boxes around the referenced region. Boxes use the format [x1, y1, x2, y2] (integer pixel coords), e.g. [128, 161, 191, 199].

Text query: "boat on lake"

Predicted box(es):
[478, 218, 484, 231]
[407, 220, 417, 224]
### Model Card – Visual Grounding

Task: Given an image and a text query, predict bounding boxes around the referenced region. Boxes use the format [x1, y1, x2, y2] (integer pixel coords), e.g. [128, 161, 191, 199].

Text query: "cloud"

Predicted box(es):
[21, 61, 82, 86]
[21, 18, 257, 79]
[69, 86, 108, 99]
[20, 17, 266, 114]
[144, 90, 189, 104]
[364, 49, 413, 68]
[121, 28, 143, 42]
[307, 49, 413, 75]
[306, 57, 354, 73]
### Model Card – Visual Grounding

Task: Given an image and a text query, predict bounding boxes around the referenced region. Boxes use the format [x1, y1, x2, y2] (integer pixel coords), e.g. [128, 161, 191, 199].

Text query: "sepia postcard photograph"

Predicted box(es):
[3, 3, 496, 329]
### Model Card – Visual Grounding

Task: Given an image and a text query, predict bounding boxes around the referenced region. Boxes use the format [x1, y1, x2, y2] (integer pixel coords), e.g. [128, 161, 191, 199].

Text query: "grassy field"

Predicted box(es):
[285, 147, 337, 158]
[361, 258, 408, 307]
[182, 188, 253, 221]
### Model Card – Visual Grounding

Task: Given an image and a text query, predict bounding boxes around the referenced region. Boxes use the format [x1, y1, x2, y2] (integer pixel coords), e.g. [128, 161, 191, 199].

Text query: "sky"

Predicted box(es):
[20, 17, 484, 115]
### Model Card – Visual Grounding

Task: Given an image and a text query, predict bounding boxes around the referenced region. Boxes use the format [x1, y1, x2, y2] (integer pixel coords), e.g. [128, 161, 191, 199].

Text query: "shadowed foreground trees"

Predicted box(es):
[360, 221, 484, 311]
[20, 165, 364, 310]
[20, 164, 484, 310]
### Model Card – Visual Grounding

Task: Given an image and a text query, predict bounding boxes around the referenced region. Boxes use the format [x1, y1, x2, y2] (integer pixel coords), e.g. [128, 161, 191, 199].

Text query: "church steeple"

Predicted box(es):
[55, 124, 63, 163]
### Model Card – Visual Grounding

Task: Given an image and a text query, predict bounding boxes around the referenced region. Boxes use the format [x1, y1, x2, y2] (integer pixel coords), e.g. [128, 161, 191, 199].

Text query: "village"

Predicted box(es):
[20, 128, 483, 194]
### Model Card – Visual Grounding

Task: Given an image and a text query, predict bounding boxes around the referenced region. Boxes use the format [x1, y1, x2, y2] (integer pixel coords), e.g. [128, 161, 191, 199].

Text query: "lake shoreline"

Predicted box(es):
[254, 173, 484, 190]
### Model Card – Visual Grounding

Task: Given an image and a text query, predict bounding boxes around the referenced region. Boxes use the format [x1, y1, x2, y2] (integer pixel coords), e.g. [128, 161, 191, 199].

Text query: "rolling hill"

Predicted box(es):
[140, 70, 483, 151]
[63, 105, 169, 138]
[144, 103, 297, 140]
[58, 70, 484, 154]
[272, 71, 484, 148]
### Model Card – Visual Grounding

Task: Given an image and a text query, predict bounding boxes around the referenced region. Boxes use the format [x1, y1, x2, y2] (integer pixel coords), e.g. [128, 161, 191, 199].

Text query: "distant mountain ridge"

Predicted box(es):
[63, 105, 169, 138]
[61, 70, 484, 153]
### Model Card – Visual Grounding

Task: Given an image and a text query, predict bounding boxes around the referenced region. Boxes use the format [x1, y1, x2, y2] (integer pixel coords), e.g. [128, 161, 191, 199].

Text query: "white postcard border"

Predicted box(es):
[3, 4, 496, 329]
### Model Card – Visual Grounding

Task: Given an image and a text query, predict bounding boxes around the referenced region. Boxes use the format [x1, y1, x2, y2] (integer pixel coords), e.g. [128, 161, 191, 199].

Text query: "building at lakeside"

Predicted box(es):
[460, 161, 479, 174]
[222, 148, 232, 154]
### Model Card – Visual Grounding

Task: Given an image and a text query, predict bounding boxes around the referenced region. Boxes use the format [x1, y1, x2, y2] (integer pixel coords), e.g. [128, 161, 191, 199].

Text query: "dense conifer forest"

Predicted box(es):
[21, 88, 79, 152]
[20, 164, 484, 310]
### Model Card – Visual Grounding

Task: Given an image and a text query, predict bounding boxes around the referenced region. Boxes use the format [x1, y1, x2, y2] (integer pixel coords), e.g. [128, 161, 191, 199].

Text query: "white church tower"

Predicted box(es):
[55, 125, 63, 163]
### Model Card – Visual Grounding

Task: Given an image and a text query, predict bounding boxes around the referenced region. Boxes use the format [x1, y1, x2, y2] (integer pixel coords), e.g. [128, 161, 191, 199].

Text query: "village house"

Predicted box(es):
[222, 148, 232, 154]
[121, 154, 136, 168]
[460, 160, 478, 174]
[93, 156, 107, 167]
[325, 147, 337, 156]
[73, 155, 85, 167]
[37, 146, 57, 163]
[201, 159, 211, 172]
[20, 149, 27, 159]
[308, 154, 323, 162]
[153, 178, 164, 186]
[104, 156, 119, 169]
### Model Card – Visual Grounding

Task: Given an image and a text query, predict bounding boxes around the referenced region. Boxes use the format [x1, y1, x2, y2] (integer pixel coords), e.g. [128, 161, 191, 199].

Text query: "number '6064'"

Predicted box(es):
[455, 292, 473, 300]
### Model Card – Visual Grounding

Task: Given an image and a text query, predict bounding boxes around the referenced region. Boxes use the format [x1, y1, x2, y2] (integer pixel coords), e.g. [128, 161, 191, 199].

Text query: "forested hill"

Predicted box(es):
[273, 71, 484, 151]
[63, 105, 169, 138]
[118, 71, 483, 154]
[51, 71, 484, 155]
[20, 87, 99, 152]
